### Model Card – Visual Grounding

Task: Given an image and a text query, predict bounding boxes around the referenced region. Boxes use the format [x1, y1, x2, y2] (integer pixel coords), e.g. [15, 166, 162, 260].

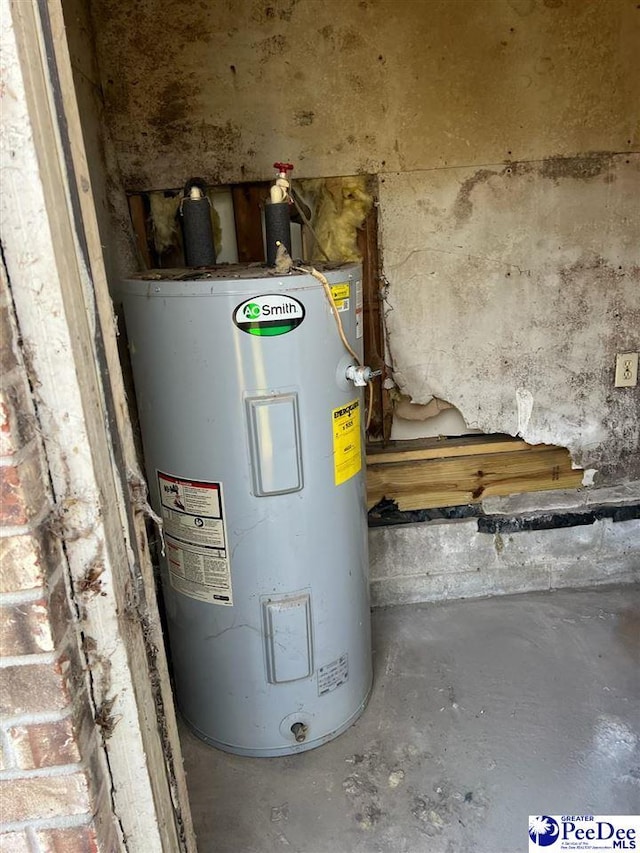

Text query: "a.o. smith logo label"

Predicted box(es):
[233, 294, 305, 337]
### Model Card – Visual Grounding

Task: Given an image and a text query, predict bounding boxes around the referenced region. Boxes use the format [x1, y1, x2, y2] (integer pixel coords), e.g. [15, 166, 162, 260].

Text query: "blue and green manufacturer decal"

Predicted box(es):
[233, 294, 305, 336]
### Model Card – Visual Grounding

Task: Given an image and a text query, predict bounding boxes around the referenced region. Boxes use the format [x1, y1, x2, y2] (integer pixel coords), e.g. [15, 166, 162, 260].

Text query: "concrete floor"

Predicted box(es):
[180, 585, 640, 853]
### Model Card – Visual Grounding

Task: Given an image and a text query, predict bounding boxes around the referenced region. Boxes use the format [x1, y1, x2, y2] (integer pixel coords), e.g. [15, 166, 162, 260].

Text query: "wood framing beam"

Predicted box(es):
[231, 182, 267, 262]
[127, 194, 153, 269]
[367, 437, 583, 510]
[357, 204, 390, 440]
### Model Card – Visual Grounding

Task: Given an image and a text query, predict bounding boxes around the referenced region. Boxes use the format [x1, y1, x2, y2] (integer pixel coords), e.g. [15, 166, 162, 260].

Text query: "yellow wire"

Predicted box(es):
[294, 264, 374, 431]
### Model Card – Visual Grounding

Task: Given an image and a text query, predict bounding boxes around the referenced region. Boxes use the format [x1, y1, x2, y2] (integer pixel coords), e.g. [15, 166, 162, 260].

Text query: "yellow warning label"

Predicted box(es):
[330, 282, 350, 313]
[332, 399, 361, 486]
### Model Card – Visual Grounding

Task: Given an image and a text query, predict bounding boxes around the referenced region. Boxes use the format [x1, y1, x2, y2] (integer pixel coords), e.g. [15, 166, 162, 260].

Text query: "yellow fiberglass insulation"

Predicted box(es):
[149, 192, 181, 255]
[300, 176, 373, 262]
[149, 190, 222, 258]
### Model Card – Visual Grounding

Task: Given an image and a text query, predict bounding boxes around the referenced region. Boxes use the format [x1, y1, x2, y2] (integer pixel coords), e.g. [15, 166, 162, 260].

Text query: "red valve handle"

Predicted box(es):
[274, 162, 294, 174]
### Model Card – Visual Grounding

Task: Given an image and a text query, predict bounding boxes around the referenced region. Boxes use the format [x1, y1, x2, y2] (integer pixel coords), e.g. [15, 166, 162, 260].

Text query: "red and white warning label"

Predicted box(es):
[157, 472, 232, 606]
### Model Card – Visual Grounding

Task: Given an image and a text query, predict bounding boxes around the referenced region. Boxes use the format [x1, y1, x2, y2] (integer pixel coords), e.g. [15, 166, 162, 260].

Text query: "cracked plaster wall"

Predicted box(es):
[81, 0, 639, 484]
[380, 154, 640, 483]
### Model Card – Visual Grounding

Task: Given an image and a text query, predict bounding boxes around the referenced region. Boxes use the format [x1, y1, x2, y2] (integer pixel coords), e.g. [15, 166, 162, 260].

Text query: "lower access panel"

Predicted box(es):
[263, 594, 313, 684]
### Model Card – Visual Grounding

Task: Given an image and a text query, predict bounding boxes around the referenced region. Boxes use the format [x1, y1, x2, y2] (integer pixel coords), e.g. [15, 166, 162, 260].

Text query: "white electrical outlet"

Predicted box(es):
[614, 352, 639, 387]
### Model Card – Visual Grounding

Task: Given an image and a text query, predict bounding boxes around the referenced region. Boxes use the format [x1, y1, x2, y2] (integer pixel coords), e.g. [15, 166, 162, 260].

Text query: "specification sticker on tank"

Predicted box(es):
[157, 472, 233, 606]
[332, 399, 361, 486]
[355, 279, 363, 339]
[318, 653, 349, 696]
[330, 282, 350, 313]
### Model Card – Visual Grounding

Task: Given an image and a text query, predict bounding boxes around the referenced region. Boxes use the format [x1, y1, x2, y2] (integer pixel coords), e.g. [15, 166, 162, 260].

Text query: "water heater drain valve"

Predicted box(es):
[345, 365, 382, 387]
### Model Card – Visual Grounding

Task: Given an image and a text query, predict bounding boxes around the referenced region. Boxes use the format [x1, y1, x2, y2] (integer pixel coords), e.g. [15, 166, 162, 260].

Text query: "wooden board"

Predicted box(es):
[231, 183, 267, 262]
[357, 204, 393, 441]
[366, 434, 533, 465]
[127, 194, 153, 268]
[367, 441, 583, 510]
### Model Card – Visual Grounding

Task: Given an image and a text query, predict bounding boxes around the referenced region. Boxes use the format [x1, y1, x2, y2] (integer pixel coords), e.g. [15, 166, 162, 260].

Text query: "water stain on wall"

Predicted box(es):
[453, 168, 500, 223]
[149, 81, 194, 146]
[541, 152, 610, 182]
[253, 33, 288, 62]
[251, 0, 299, 24]
[294, 110, 315, 127]
[90, 0, 638, 188]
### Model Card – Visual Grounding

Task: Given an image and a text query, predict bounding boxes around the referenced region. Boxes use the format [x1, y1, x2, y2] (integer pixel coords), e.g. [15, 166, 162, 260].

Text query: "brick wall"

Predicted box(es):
[0, 272, 118, 851]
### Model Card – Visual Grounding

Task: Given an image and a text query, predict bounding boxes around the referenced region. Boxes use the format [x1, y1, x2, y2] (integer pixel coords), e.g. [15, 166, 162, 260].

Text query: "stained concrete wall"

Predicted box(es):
[83, 0, 639, 484]
[370, 516, 640, 606]
[62, 0, 137, 282]
[90, 0, 638, 188]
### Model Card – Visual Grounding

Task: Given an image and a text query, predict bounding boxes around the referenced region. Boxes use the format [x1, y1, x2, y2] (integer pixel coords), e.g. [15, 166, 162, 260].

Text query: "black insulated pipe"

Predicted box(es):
[265, 201, 292, 267]
[181, 179, 216, 267]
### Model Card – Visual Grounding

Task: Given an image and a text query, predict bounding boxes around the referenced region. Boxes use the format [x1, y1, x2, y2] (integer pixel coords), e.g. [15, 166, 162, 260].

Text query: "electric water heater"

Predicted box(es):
[121, 263, 372, 756]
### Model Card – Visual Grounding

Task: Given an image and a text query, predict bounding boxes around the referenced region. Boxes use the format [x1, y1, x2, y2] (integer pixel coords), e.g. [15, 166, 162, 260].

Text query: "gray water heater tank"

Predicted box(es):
[121, 263, 372, 756]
